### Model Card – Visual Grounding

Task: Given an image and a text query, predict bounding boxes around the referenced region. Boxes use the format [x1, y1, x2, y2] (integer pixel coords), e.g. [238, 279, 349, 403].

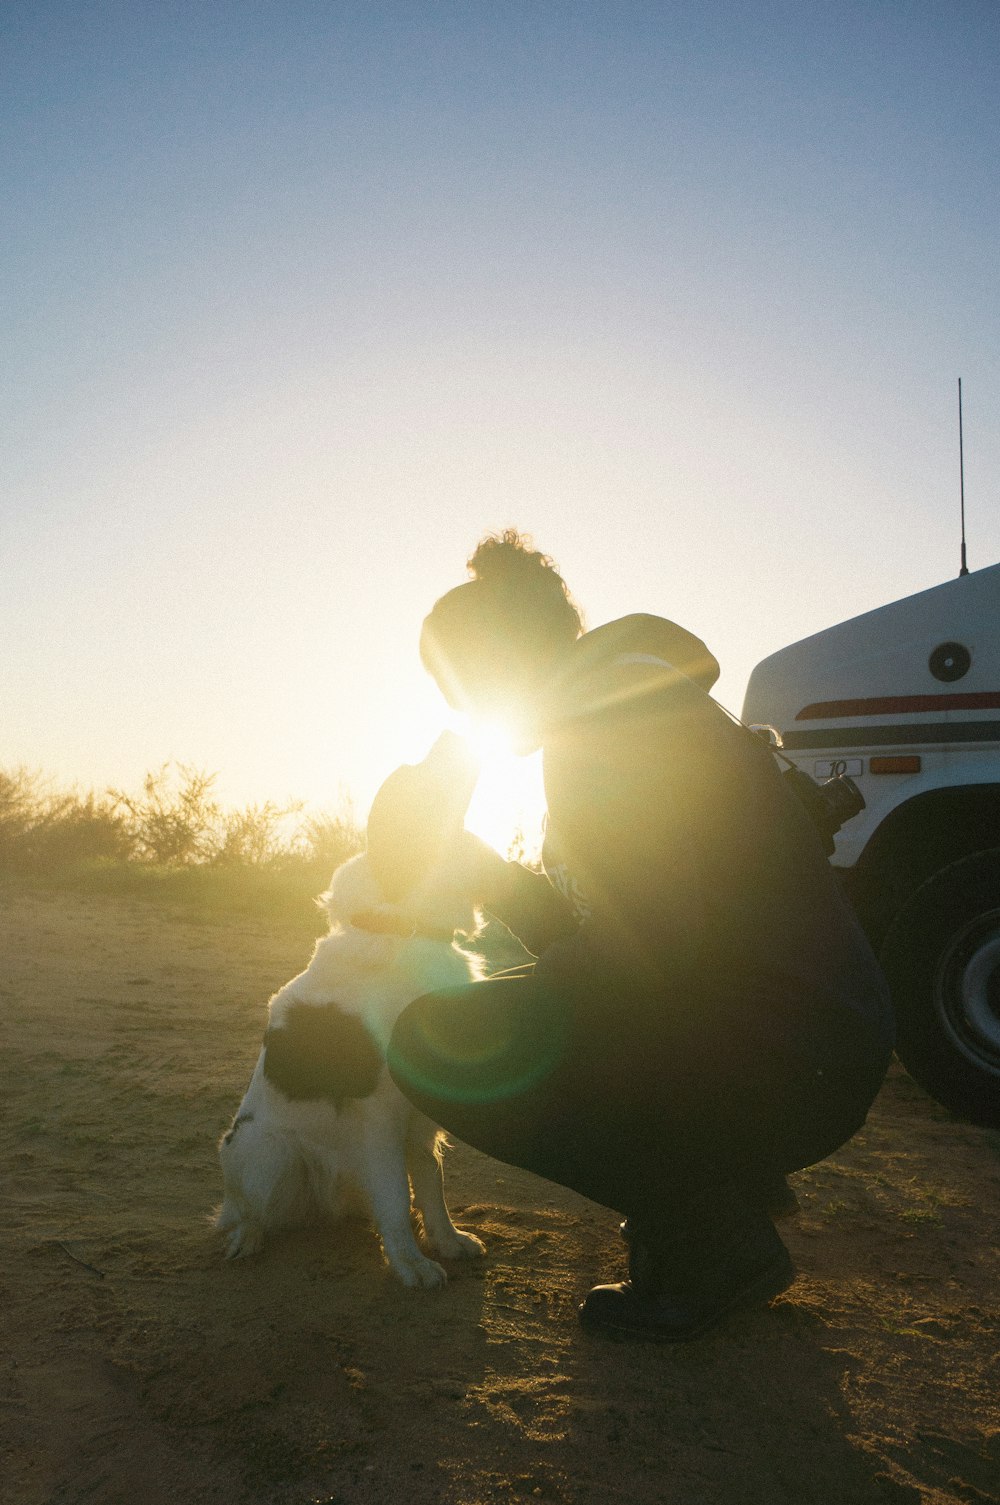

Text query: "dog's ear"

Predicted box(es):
[366, 732, 479, 904]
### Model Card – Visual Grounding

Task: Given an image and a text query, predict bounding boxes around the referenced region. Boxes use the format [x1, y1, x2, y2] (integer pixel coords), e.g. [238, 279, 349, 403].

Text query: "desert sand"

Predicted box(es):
[2, 886, 999, 1505]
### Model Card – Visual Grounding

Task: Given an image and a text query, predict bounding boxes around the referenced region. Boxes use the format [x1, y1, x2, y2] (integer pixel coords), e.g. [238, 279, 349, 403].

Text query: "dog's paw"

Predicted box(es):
[392, 1251, 449, 1289]
[427, 1228, 487, 1261]
[222, 1223, 263, 1260]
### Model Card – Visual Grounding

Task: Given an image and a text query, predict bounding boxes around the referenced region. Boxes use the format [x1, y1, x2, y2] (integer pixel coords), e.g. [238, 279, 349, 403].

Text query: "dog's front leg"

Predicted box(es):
[406, 1122, 486, 1263]
[359, 1131, 448, 1289]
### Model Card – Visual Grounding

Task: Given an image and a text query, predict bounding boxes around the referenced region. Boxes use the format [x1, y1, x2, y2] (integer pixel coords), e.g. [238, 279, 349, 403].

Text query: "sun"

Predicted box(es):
[466, 744, 546, 861]
[459, 716, 518, 766]
[389, 700, 546, 862]
[447, 716, 544, 861]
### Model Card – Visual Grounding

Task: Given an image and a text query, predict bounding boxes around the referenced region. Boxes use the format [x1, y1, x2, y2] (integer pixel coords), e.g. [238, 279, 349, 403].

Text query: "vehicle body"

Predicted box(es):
[742, 560, 1000, 1127]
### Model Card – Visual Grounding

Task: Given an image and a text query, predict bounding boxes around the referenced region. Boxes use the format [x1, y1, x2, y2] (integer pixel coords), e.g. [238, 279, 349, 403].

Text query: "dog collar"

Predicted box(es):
[348, 910, 457, 944]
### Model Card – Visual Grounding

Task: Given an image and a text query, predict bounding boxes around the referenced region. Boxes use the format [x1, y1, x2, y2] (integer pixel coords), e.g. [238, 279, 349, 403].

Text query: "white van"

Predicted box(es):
[742, 561, 1000, 1127]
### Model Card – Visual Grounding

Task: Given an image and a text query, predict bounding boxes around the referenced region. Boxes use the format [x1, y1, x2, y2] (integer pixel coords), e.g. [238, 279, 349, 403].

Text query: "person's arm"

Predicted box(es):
[533, 678, 713, 985]
[450, 833, 579, 956]
[483, 858, 580, 956]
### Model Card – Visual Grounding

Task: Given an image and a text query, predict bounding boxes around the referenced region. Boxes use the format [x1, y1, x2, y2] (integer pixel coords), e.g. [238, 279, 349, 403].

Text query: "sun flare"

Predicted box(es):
[447, 713, 546, 860]
[391, 704, 546, 861]
[462, 716, 517, 764]
[464, 737, 546, 861]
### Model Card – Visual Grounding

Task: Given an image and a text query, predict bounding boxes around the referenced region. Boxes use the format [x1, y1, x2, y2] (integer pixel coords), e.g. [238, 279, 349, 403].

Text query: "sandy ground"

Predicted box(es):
[2, 886, 999, 1505]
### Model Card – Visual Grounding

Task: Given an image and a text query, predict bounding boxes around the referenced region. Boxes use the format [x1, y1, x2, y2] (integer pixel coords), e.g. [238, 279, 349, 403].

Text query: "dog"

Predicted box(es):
[215, 735, 488, 1288]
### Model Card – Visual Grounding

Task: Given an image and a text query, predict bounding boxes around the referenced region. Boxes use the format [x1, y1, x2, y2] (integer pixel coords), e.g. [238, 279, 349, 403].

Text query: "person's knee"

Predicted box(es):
[390, 976, 570, 1110]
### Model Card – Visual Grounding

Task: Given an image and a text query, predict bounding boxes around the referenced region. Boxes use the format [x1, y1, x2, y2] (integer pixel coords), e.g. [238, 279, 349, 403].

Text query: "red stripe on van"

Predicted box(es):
[795, 692, 1000, 720]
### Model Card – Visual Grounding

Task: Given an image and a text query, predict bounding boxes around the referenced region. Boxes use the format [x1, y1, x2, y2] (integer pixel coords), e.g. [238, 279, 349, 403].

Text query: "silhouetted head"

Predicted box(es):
[420, 530, 583, 739]
[320, 732, 482, 941]
[364, 731, 479, 906]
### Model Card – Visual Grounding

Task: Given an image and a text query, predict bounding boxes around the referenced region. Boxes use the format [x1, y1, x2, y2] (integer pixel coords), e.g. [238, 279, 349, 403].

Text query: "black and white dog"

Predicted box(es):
[216, 736, 488, 1288]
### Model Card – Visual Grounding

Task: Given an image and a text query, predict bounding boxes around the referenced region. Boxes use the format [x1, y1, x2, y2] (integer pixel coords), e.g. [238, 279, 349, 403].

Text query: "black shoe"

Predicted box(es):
[594, 1192, 794, 1342]
[579, 1242, 794, 1341]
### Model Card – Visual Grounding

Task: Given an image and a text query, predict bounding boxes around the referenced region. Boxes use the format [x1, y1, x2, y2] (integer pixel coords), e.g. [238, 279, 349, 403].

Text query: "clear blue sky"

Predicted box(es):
[3, 0, 998, 820]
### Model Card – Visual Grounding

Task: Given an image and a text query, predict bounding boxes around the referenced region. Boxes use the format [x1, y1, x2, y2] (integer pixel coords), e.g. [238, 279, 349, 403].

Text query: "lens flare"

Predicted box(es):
[388, 985, 571, 1105]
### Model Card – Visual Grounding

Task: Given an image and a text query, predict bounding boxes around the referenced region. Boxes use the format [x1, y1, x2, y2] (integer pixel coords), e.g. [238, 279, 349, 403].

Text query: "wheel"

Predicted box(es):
[879, 848, 1000, 1128]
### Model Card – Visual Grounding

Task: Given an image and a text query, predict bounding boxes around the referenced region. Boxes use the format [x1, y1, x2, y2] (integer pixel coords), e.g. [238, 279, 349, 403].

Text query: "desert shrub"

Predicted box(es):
[108, 763, 222, 865]
[105, 764, 363, 874]
[0, 767, 42, 857]
[0, 761, 363, 904]
[291, 807, 364, 875]
[26, 789, 133, 868]
[213, 800, 304, 867]
[0, 768, 132, 872]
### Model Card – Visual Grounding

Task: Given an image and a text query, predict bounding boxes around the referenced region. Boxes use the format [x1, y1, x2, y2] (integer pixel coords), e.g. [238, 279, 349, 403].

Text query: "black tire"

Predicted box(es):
[879, 848, 1000, 1129]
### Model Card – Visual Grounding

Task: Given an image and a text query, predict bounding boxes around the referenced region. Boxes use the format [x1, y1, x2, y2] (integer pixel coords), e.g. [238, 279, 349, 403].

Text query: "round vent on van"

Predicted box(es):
[928, 641, 972, 682]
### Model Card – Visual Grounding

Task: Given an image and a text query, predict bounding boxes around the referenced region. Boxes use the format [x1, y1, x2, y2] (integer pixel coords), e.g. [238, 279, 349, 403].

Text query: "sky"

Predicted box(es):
[3, 0, 999, 838]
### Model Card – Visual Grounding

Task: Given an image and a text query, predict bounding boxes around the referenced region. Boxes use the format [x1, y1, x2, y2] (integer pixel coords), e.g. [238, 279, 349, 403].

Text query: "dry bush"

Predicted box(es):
[0, 767, 42, 855]
[28, 789, 133, 868]
[109, 763, 221, 865]
[213, 800, 305, 867]
[0, 762, 363, 890]
[291, 807, 364, 874]
[0, 767, 132, 872]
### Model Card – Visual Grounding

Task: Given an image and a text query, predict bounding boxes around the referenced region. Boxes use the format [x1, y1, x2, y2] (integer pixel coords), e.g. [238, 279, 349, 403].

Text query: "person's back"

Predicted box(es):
[536, 619, 892, 1046]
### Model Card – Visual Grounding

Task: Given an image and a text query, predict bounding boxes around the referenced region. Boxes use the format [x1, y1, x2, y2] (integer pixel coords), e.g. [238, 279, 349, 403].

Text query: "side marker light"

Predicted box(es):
[870, 756, 922, 775]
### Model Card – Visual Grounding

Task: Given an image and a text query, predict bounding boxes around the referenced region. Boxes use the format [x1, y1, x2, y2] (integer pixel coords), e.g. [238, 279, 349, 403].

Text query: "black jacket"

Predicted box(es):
[489, 615, 894, 1048]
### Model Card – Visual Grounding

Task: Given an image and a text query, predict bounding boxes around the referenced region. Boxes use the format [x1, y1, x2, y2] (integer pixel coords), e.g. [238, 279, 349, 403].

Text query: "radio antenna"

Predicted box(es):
[958, 376, 969, 576]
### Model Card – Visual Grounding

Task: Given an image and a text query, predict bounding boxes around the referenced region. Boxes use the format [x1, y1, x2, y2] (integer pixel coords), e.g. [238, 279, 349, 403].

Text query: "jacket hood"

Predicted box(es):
[570, 614, 720, 691]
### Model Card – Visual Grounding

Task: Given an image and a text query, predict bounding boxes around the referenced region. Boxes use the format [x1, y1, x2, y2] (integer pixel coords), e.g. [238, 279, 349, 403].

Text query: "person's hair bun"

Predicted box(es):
[419, 529, 583, 710]
[467, 529, 578, 616]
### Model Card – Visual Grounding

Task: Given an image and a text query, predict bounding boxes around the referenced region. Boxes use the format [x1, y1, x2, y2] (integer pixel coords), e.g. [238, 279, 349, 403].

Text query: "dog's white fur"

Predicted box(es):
[216, 852, 487, 1288]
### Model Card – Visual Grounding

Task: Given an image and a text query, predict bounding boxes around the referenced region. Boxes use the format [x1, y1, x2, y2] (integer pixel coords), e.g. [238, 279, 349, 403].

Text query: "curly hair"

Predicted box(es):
[420, 530, 583, 713]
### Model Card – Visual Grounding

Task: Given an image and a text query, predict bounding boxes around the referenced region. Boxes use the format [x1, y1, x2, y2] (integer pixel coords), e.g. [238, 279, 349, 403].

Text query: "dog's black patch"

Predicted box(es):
[263, 1002, 383, 1107]
[222, 1110, 254, 1147]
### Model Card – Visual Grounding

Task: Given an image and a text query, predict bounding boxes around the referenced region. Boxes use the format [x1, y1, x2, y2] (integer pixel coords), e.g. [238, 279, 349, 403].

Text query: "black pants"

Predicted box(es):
[387, 962, 891, 1229]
